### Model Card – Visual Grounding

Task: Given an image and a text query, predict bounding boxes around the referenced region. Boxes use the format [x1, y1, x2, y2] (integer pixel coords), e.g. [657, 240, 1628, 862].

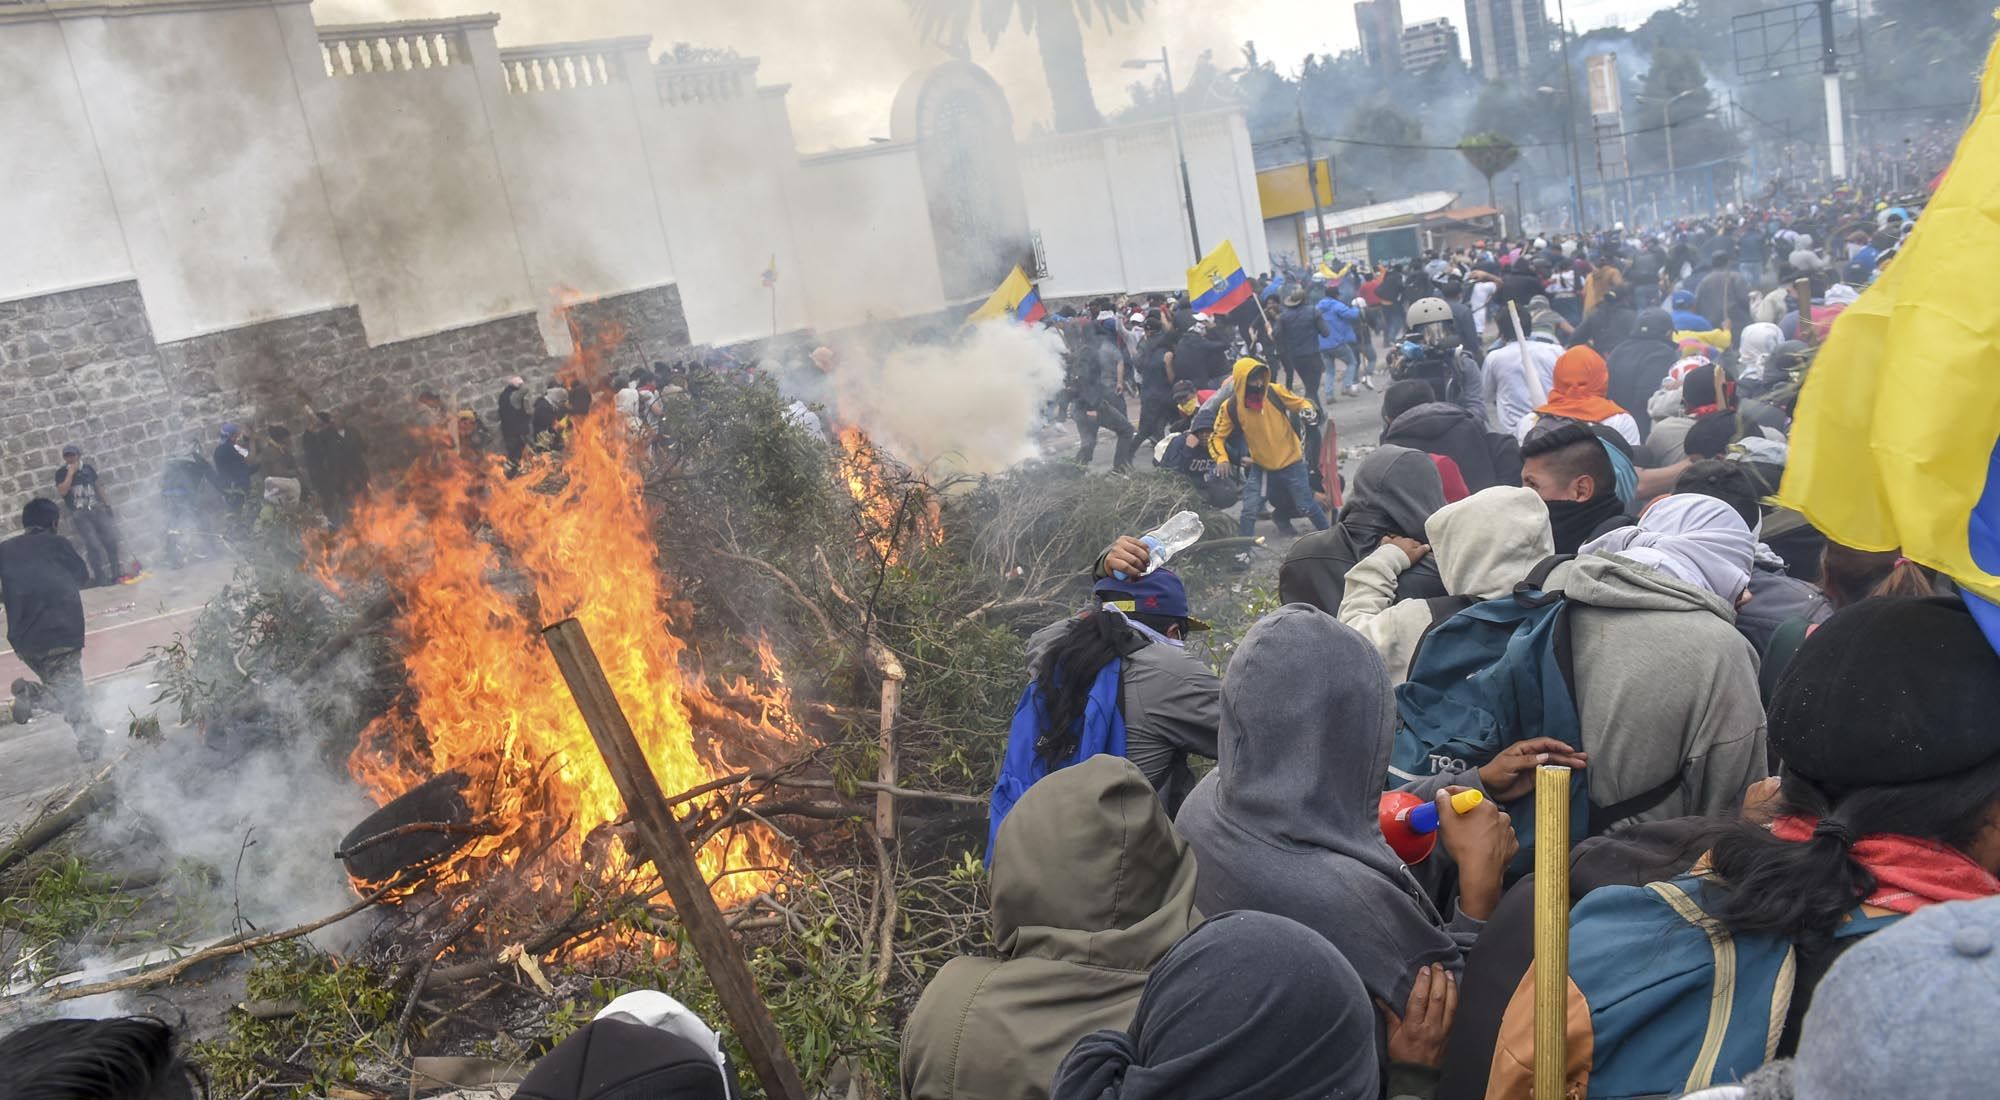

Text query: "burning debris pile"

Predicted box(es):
[318, 398, 799, 921]
[0, 318, 1231, 1097]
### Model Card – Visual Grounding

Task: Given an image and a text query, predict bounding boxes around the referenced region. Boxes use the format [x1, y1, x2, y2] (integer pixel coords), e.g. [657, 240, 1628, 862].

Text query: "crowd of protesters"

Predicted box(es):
[16, 152, 2000, 1100]
[889, 183, 2000, 1100]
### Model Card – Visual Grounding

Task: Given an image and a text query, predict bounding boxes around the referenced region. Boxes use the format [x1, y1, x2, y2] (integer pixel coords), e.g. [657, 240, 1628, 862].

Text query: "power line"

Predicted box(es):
[1249, 109, 1725, 154]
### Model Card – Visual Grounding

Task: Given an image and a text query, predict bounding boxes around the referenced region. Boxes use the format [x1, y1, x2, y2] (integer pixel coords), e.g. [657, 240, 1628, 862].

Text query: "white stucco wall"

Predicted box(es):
[2, 1, 1269, 352]
[297, 20, 538, 346]
[647, 64, 809, 347]
[55, 0, 352, 342]
[1022, 109, 1269, 301]
[0, 19, 131, 303]
[495, 42, 679, 343]
[788, 145, 947, 329]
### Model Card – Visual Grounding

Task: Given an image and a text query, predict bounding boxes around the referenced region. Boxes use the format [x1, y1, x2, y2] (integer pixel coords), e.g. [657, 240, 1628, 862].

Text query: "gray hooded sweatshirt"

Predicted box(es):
[1280, 445, 1448, 613]
[1339, 485, 1556, 683]
[1546, 554, 1769, 823]
[1174, 606, 1479, 1008]
[1025, 615, 1221, 817]
[902, 756, 1202, 1100]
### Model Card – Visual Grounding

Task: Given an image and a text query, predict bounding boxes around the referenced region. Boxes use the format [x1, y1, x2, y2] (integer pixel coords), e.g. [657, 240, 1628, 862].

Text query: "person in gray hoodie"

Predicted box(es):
[1279, 445, 1448, 613]
[1173, 607, 1518, 1009]
[1338, 486, 1557, 684]
[1024, 575, 1221, 817]
[1547, 496, 1769, 826]
[903, 756, 1201, 1100]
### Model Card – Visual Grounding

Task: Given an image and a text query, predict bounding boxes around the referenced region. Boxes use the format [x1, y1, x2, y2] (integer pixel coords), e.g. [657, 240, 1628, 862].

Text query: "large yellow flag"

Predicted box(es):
[1778, 33, 2000, 641]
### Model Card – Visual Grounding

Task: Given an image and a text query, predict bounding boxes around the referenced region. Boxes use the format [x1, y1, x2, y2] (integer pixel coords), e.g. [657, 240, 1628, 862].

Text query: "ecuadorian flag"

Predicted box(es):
[969, 266, 1047, 325]
[1188, 241, 1254, 317]
[1777, 32, 2000, 649]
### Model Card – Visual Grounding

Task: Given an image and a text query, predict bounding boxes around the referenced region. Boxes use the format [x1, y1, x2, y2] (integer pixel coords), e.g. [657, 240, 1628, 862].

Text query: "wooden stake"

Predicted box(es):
[542, 618, 808, 1100]
[1534, 764, 1573, 1100]
[869, 642, 906, 841]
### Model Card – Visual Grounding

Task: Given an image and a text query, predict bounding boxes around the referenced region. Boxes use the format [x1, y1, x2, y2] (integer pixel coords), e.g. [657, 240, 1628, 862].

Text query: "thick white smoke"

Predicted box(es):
[827, 322, 1066, 478]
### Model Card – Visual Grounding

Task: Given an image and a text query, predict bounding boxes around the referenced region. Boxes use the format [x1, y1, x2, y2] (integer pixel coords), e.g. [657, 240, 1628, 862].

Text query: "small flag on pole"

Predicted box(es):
[1187, 241, 1254, 317]
[1777, 30, 2000, 650]
[969, 265, 1047, 325]
[761, 255, 778, 289]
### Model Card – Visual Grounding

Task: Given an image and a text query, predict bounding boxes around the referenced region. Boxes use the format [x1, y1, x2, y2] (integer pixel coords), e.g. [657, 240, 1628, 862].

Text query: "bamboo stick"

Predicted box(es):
[1534, 764, 1573, 1100]
[542, 618, 807, 1100]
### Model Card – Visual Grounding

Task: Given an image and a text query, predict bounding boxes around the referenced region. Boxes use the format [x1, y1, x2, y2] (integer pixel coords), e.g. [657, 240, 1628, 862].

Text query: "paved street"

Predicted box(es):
[0, 556, 234, 836]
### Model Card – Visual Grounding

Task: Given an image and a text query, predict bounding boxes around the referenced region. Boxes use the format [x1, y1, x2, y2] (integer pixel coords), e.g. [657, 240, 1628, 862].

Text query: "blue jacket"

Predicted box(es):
[1317, 296, 1359, 349]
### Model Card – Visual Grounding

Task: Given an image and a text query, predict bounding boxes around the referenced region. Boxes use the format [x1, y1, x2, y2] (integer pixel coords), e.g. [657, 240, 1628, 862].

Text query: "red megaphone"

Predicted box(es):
[1378, 789, 1485, 864]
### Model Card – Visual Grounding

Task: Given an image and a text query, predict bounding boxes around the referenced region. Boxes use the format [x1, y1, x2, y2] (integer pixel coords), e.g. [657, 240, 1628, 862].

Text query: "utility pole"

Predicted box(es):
[1299, 107, 1328, 266]
[1554, 0, 1587, 229]
[1819, 0, 1846, 180]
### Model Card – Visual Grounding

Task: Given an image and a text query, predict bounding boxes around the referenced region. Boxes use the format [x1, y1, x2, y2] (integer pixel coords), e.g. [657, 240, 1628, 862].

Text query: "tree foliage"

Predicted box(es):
[1458, 132, 1523, 207]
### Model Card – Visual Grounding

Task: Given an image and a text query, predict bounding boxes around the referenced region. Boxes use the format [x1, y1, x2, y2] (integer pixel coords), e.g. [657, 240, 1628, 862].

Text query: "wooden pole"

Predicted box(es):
[542, 618, 808, 1100]
[1534, 764, 1573, 1100]
[869, 642, 906, 841]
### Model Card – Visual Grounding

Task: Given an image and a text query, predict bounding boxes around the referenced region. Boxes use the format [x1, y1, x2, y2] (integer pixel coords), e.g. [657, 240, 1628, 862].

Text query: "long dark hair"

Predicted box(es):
[1705, 754, 2000, 944]
[1, 1015, 206, 1099]
[1031, 611, 1140, 765]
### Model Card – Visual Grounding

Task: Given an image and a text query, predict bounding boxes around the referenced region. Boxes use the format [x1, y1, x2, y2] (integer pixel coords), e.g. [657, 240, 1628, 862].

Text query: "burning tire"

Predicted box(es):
[337, 771, 475, 882]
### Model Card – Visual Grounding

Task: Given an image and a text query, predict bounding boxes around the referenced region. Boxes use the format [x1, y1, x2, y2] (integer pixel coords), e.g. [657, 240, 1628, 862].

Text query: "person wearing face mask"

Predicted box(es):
[1518, 422, 1637, 555]
[1207, 357, 1328, 538]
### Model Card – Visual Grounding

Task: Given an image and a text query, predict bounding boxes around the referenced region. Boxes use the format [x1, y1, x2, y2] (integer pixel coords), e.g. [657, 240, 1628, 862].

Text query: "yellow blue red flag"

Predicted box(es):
[1187, 241, 1254, 316]
[968, 265, 1047, 325]
[1777, 32, 2000, 647]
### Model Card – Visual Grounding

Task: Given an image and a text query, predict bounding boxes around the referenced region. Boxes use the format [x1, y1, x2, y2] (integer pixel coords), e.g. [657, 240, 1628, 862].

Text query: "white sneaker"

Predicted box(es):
[1344, 385, 1359, 396]
[1362, 377, 1378, 392]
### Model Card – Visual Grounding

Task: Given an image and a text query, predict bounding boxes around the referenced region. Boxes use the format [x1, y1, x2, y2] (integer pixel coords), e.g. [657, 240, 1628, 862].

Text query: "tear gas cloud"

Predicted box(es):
[817, 322, 1068, 479]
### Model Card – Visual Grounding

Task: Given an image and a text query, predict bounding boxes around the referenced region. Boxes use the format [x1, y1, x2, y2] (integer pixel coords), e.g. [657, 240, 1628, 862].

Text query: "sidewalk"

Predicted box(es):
[0, 556, 236, 693]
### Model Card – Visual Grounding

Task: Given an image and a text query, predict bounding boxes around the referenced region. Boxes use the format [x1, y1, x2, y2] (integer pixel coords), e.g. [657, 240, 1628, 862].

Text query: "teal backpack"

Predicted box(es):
[1559, 873, 1899, 1098]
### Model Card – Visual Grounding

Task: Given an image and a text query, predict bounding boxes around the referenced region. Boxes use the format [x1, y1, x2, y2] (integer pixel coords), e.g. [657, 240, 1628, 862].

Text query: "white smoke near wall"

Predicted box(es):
[825, 322, 1066, 478]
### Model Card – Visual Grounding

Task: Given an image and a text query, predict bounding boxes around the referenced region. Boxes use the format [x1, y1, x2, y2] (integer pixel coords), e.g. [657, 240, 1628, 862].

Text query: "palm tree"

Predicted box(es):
[1457, 132, 1522, 211]
[907, 0, 1149, 133]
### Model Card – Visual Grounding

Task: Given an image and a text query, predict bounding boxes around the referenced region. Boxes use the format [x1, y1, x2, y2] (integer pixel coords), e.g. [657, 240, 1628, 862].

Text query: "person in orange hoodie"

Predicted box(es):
[1513, 346, 1641, 447]
[1208, 357, 1329, 537]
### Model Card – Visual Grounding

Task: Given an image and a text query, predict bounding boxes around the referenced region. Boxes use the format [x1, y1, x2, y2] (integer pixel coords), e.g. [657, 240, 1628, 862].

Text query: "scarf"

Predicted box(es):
[1535, 346, 1627, 423]
[1771, 816, 2000, 913]
[1546, 491, 1629, 555]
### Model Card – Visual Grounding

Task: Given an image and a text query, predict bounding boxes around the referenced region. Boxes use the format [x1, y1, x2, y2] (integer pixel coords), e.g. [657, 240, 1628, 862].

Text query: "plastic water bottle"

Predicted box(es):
[1117, 511, 1205, 579]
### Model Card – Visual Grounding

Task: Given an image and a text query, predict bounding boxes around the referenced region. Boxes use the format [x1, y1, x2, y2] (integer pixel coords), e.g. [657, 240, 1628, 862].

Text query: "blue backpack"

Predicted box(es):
[1389, 557, 1680, 875]
[986, 656, 1128, 865]
[1496, 873, 1900, 1098]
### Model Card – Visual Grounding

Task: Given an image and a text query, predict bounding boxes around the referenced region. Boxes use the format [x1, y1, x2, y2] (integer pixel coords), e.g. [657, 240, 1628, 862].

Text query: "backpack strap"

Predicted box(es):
[1425, 594, 1478, 630]
[1407, 595, 1479, 673]
[1645, 878, 1798, 1093]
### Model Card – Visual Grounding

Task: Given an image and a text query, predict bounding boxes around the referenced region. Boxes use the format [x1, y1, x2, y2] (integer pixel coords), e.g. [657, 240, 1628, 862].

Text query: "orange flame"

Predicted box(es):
[319, 338, 792, 907]
[835, 427, 942, 565]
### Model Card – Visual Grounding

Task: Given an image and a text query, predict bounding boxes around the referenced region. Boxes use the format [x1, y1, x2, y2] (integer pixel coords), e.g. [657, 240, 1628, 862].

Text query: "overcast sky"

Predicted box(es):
[318, 0, 1680, 147]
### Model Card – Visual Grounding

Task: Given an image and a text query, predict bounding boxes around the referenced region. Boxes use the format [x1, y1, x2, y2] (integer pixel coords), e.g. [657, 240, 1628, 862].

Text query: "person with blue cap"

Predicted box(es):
[992, 567, 1219, 851]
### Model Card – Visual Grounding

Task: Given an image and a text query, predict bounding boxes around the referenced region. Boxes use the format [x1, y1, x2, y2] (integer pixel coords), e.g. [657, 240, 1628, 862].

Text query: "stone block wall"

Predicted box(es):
[0, 281, 688, 566]
[563, 283, 690, 382]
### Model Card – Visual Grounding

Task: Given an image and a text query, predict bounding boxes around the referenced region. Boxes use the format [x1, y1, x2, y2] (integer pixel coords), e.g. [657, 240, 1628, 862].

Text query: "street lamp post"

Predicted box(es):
[1124, 50, 1202, 259]
[1513, 173, 1524, 237]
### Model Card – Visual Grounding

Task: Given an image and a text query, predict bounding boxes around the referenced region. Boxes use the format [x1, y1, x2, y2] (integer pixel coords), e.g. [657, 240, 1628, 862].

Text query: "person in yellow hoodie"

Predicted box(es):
[1208, 357, 1330, 537]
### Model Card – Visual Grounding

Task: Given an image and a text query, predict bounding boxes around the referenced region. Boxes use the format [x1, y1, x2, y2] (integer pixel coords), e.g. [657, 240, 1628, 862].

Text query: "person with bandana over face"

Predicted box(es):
[1207, 357, 1329, 538]
[1519, 421, 1637, 555]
